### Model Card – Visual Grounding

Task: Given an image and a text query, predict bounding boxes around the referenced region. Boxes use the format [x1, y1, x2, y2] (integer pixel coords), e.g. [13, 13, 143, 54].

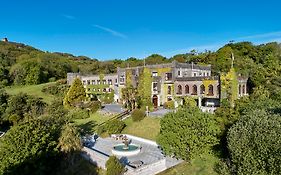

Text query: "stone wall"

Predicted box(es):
[81, 147, 109, 169]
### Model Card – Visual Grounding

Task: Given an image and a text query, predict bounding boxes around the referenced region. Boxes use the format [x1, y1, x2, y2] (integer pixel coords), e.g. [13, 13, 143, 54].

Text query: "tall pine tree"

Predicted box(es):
[63, 78, 86, 107]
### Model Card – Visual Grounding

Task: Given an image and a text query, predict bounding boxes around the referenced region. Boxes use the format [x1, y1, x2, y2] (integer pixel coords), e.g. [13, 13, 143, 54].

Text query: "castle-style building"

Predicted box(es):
[67, 61, 248, 113]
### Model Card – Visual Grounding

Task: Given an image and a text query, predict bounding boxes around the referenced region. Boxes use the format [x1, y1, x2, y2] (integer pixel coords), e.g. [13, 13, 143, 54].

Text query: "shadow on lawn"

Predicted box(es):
[77, 121, 97, 135]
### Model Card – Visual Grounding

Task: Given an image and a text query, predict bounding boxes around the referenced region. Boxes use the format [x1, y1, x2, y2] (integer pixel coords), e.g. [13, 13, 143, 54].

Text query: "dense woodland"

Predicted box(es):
[0, 40, 280, 175]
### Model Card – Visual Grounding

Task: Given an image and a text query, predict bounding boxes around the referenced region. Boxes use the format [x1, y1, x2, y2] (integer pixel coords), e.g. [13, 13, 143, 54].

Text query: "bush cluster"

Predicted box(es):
[106, 156, 124, 175]
[97, 119, 126, 135]
[83, 101, 101, 113]
[42, 80, 69, 97]
[67, 108, 89, 120]
[163, 100, 175, 109]
[131, 109, 146, 122]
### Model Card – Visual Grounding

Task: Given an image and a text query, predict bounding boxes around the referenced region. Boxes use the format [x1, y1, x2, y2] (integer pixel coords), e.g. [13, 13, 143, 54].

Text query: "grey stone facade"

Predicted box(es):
[67, 61, 248, 112]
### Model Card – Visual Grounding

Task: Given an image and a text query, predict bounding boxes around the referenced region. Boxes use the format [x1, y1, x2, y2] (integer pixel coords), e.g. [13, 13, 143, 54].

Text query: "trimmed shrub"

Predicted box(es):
[163, 101, 175, 109]
[131, 109, 146, 122]
[106, 156, 124, 175]
[157, 107, 220, 160]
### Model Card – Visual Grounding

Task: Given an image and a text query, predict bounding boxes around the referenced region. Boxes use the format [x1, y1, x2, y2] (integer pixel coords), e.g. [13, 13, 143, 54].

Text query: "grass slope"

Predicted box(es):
[122, 117, 160, 141]
[4, 82, 56, 104]
[73, 112, 114, 135]
[158, 153, 219, 175]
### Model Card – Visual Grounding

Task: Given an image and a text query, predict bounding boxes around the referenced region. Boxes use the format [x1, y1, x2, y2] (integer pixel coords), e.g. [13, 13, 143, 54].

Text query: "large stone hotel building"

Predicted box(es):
[67, 61, 248, 113]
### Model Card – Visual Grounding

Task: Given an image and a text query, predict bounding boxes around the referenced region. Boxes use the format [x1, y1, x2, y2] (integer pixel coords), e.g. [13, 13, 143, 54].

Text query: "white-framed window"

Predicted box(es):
[152, 71, 158, 77]
[153, 82, 158, 91]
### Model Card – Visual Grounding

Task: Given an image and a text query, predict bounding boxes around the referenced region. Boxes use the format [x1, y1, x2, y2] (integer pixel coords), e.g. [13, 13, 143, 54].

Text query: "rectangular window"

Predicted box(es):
[152, 71, 158, 77]
[193, 73, 196, 77]
[165, 73, 172, 80]
[178, 70, 181, 76]
[153, 82, 158, 91]
[108, 79, 112, 85]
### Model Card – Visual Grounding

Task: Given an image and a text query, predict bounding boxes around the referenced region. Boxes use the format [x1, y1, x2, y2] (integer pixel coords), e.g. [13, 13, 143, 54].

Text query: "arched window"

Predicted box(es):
[208, 85, 214, 96]
[200, 85, 205, 94]
[185, 85, 189, 94]
[177, 85, 182, 94]
[192, 85, 197, 95]
[167, 86, 171, 95]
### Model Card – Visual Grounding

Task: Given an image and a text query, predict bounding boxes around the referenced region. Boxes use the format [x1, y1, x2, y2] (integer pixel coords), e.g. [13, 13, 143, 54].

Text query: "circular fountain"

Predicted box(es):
[112, 138, 141, 156]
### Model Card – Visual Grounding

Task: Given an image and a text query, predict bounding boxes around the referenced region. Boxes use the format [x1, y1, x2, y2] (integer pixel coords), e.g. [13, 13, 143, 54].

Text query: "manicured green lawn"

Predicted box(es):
[73, 112, 114, 134]
[74, 112, 113, 126]
[4, 82, 56, 104]
[158, 153, 219, 175]
[122, 117, 161, 141]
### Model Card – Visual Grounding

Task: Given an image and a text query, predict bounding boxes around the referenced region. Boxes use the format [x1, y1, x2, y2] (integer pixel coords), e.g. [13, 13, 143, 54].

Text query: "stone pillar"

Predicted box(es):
[198, 96, 202, 107]
[244, 84, 247, 95]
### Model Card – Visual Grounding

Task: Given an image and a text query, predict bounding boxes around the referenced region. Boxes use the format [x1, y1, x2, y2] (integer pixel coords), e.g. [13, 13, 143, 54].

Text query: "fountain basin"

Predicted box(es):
[112, 144, 141, 156]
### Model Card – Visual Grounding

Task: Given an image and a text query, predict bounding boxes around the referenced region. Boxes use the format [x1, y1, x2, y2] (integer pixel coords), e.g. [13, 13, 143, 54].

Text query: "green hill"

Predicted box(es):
[4, 82, 56, 104]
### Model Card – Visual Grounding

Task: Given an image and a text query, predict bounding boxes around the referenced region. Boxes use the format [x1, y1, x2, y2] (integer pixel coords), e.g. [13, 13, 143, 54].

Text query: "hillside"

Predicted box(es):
[4, 82, 56, 104]
[0, 40, 280, 101]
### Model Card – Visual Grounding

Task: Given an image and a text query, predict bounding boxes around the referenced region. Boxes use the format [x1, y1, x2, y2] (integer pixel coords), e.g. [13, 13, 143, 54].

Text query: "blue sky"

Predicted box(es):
[1, 0, 281, 60]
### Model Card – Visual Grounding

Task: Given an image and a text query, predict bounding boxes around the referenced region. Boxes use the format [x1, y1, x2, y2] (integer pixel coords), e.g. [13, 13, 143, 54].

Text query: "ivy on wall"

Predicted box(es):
[125, 69, 132, 87]
[137, 67, 153, 109]
[155, 67, 171, 76]
[99, 74, 105, 80]
[220, 68, 238, 107]
[202, 79, 217, 89]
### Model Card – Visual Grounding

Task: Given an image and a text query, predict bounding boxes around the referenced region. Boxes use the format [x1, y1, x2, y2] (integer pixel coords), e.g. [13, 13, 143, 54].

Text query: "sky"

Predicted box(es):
[1, 0, 281, 60]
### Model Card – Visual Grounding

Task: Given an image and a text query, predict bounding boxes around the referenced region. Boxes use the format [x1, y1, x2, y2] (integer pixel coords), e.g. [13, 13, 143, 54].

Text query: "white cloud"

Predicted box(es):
[235, 31, 281, 40]
[61, 14, 76, 20]
[92, 24, 127, 39]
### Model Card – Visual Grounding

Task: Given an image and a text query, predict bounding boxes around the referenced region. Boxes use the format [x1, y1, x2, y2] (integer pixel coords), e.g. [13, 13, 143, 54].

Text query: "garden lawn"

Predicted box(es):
[158, 153, 219, 175]
[122, 117, 160, 141]
[4, 82, 56, 104]
[73, 112, 114, 134]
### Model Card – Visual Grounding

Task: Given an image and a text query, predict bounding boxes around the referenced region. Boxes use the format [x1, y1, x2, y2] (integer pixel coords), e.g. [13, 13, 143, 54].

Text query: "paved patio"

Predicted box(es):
[83, 134, 182, 174]
[100, 104, 125, 114]
[148, 108, 173, 117]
